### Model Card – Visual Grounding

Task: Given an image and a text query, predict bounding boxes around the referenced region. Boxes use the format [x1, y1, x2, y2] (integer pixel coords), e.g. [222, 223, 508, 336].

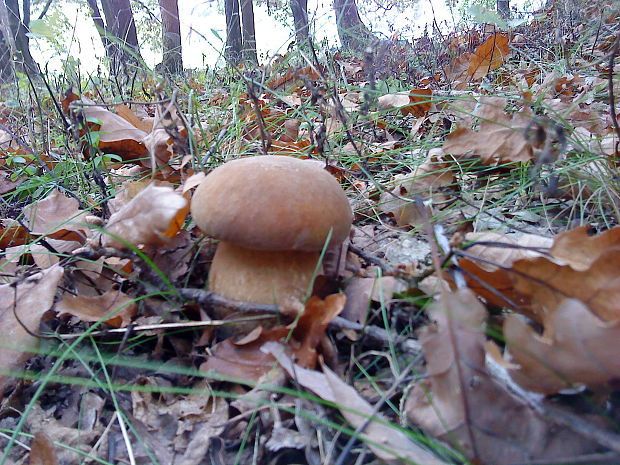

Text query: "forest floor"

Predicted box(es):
[0, 1, 620, 464]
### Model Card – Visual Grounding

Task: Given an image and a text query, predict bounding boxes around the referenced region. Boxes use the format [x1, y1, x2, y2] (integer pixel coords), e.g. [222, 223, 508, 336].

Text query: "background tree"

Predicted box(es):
[333, 0, 372, 52]
[158, 0, 182, 73]
[86, 0, 144, 73]
[240, 0, 256, 63]
[224, 0, 257, 65]
[224, 0, 242, 64]
[2, 0, 38, 74]
[0, 28, 13, 82]
[290, 0, 309, 45]
[497, 0, 510, 17]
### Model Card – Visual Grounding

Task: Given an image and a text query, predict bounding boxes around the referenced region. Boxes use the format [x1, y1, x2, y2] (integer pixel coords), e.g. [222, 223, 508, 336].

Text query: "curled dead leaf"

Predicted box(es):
[405, 289, 600, 464]
[505, 298, 620, 394]
[23, 189, 90, 242]
[0, 265, 63, 396]
[101, 183, 188, 248]
[57, 289, 137, 327]
[443, 97, 533, 164]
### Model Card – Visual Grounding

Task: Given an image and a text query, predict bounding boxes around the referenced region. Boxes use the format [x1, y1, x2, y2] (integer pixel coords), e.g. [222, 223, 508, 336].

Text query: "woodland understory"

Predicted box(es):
[0, 0, 620, 464]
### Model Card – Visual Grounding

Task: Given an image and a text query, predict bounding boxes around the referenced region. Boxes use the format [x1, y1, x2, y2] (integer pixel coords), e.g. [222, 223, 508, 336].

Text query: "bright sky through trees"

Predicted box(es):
[29, 0, 544, 72]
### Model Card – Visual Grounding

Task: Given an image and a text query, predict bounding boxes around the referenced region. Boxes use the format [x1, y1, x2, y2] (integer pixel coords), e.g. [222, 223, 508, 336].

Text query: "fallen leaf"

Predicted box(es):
[23, 190, 90, 242]
[467, 32, 510, 80]
[505, 298, 620, 394]
[100, 183, 188, 248]
[69, 96, 148, 161]
[57, 289, 137, 327]
[0, 265, 63, 396]
[405, 289, 600, 464]
[264, 342, 449, 465]
[342, 276, 405, 324]
[380, 158, 455, 226]
[550, 225, 620, 271]
[443, 97, 534, 164]
[28, 432, 58, 465]
[201, 327, 289, 383]
[511, 248, 620, 322]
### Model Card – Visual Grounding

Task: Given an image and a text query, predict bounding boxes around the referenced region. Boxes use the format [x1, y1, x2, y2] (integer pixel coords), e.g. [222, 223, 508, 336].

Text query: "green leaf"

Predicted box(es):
[467, 5, 509, 29]
[28, 19, 56, 40]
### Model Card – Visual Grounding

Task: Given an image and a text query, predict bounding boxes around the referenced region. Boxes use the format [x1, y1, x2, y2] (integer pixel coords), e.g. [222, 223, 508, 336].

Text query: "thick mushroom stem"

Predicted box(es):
[209, 241, 321, 307]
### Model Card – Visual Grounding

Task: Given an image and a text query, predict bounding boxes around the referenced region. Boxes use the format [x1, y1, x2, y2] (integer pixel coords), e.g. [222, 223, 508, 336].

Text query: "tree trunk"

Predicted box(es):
[224, 0, 242, 65]
[240, 0, 257, 63]
[0, 27, 13, 82]
[497, 0, 510, 18]
[290, 0, 309, 45]
[158, 0, 182, 74]
[90, 0, 143, 72]
[86, 0, 113, 56]
[4, 0, 38, 74]
[333, 0, 372, 52]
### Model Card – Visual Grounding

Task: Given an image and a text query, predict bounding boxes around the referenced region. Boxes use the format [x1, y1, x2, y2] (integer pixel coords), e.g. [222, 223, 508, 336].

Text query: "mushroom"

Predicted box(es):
[191, 156, 352, 307]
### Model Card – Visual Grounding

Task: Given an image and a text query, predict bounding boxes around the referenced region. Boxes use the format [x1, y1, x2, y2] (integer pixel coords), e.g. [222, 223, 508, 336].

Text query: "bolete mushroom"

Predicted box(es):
[191, 156, 352, 307]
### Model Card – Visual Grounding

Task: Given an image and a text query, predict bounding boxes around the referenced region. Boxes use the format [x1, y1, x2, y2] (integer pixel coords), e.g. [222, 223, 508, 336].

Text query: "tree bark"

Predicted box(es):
[87, 0, 143, 72]
[240, 0, 257, 63]
[224, 0, 242, 65]
[333, 0, 372, 52]
[4, 0, 38, 74]
[86, 0, 113, 55]
[0, 27, 13, 82]
[158, 0, 182, 73]
[497, 0, 510, 18]
[290, 0, 309, 45]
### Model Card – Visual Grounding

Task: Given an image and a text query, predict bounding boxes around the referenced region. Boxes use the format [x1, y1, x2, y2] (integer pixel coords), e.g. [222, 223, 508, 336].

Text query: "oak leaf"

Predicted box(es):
[467, 32, 510, 80]
[443, 97, 534, 164]
[405, 289, 600, 464]
[0, 265, 63, 396]
[505, 298, 620, 394]
[101, 183, 188, 248]
[57, 289, 137, 327]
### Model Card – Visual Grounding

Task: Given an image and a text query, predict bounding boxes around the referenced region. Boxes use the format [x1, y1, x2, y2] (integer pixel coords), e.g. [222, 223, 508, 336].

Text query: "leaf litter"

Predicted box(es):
[2, 4, 620, 464]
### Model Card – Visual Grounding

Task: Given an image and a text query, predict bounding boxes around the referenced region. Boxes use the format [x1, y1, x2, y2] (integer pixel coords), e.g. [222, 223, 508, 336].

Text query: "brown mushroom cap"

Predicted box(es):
[191, 156, 352, 251]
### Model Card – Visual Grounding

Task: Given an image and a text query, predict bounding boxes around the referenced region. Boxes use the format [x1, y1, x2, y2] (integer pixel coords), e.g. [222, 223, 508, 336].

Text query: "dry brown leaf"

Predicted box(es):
[0, 171, 22, 194]
[380, 158, 455, 227]
[23, 189, 90, 242]
[142, 128, 174, 172]
[0, 265, 63, 396]
[505, 298, 620, 394]
[443, 97, 533, 164]
[294, 293, 345, 367]
[201, 326, 289, 383]
[550, 226, 620, 271]
[101, 183, 188, 248]
[342, 276, 405, 324]
[0, 219, 31, 249]
[57, 289, 137, 327]
[511, 248, 620, 322]
[114, 104, 154, 133]
[25, 403, 103, 464]
[464, 231, 552, 270]
[459, 257, 531, 310]
[28, 432, 58, 465]
[70, 96, 148, 161]
[30, 240, 82, 269]
[377, 89, 433, 117]
[202, 294, 344, 382]
[405, 289, 599, 464]
[264, 342, 448, 465]
[467, 32, 510, 80]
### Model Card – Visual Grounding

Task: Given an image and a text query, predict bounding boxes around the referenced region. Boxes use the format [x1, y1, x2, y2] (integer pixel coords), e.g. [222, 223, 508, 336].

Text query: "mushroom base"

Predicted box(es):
[209, 241, 321, 308]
